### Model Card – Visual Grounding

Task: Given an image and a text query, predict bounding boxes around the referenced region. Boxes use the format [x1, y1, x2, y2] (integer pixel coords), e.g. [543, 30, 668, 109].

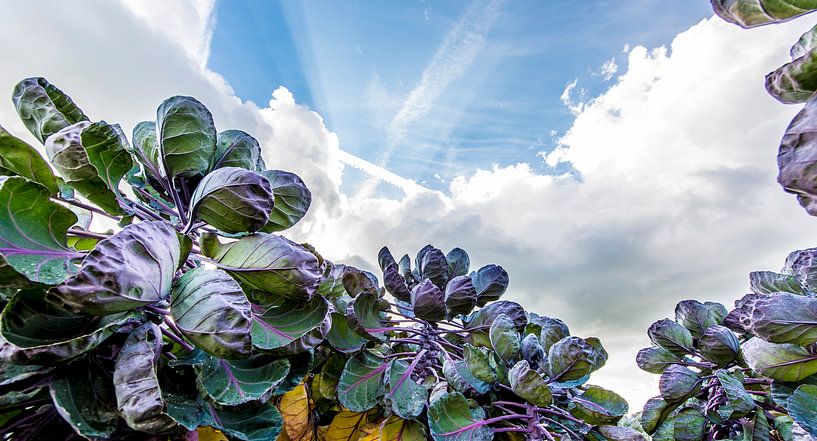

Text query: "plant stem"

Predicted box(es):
[54, 197, 121, 221]
[67, 228, 110, 240]
[161, 326, 193, 351]
[132, 186, 180, 218]
[145, 305, 170, 316]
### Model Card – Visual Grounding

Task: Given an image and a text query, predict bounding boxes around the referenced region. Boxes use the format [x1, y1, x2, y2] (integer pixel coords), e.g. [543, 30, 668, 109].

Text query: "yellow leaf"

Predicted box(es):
[279, 383, 312, 440]
[379, 416, 427, 441]
[196, 426, 229, 441]
[324, 409, 379, 441]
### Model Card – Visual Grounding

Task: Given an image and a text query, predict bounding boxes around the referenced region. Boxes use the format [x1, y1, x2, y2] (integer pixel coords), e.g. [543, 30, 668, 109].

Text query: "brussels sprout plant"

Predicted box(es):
[637, 248, 817, 440]
[0, 76, 316, 440]
[0, 77, 637, 440]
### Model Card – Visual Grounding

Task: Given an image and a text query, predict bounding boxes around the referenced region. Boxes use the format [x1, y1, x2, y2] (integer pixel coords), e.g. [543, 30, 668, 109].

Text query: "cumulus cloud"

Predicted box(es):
[598, 57, 618, 80]
[3, 0, 817, 410]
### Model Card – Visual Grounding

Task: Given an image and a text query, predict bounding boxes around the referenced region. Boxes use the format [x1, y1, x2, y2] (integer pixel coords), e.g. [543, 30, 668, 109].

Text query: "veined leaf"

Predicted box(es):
[251, 295, 329, 354]
[767, 47, 817, 104]
[490, 313, 520, 362]
[411, 278, 446, 322]
[508, 360, 552, 406]
[171, 267, 252, 358]
[156, 95, 217, 178]
[419, 246, 449, 290]
[471, 264, 509, 306]
[212, 129, 265, 172]
[570, 385, 628, 425]
[53, 221, 180, 314]
[196, 351, 289, 406]
[278, 382, 311, 440]
[338, 350, 387, 412]
[673, 408, 706, 441]
[748, 292, 817, 345]
[658, 365, 701, 403]
[324, 409, 379, 441]
[326, 312, 367, 354]
[189, 167, 273, 234]
[674, 300, 717, 339]
[347, 291, 388, 341]
[647, 319, 694, 356]
[711, 0, 817, 28]
[0, 126, 57, 193]
[427, 391, 492, 441]
[49, 357, 118, 438]
[715, 370, 755, 419]
[743, 337, 817, 381]
[444, 275, 477, 317]
[640, 396, 679, 434]
[788, 384, 817, 438]
[259, 170, 312, 233]
[547, 336, 596, 382]
[527, 312, 569, 352]
[636, 347, 681, 374]
[698, 325, 740, 366]
[12, 77, 87, 143]
[319, 353, 346, 400]
[113, 323, 176, 433]
[383, 262, 411, 303]
[463, 344, 497, 383]
[0, 288, 127, 364]
[387, 358, 428, 419]
[750, 271, 806, 295]
[275, 350, 315, 395]
[202, 232, 321, 301]
[45, 121, 127, 214]
[379, 415, 428, 441]
[446, 248, 470, 278]
[779, 97, 817, 215]
[0, 176, 79, 284]
[466, 300, 526, 347]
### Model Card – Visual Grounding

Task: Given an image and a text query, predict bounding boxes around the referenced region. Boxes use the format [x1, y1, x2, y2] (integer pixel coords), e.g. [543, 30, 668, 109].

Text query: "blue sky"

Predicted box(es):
[209, 0, 712, 194]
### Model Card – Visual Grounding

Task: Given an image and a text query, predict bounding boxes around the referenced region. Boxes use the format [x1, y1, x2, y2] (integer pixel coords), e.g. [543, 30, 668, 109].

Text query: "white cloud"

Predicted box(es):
[3, 1, 817, 412]
[598, 57, 619, 80]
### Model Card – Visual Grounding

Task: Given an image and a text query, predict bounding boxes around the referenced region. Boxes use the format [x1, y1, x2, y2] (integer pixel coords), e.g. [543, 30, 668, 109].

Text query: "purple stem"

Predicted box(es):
[161, 326, 194, 351]
[55, 197, 121, 221]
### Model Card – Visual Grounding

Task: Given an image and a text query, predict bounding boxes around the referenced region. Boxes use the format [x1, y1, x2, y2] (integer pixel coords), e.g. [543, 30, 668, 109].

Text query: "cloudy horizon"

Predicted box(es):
[2, 0, 816, 409]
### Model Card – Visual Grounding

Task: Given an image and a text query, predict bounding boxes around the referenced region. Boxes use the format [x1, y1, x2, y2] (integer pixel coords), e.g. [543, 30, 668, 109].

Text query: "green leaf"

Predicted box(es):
[188, 167, 273, 234]
[0, 176, 79, 284]
[387, 358, 428, 419]
[471, 264, 508, 306]
[788, 384, 817, 438]
[113, 323, 177, 433]
[11, 77, 87, 143]
[132, 121, 160, 171]
[527, 312, 569, 352]
[743, 337, 817, 381]
[326, 312, 367, 353]
[201, 232, 321, 301]
[171, 267, 252, 358]
[647, 319, 694, 356]
[195, 351, 289, 406]
[164, 390, 283, 441]
[466, 300, 526, 348]
[570, 385, 628, 425]
[251, 295, 329, 354]
[698, 325, 740, 366]
[750, 271, 806, 295]
[258, 170, 312, 232]
[673, 407, 706, 441]
[319, 353, 346, 400]
[636, 347, 681, 374]
[211, 129, 265, 172]
[443, 359, 491, 395]
[490, 313, 520, 361]
[44, 121, 127, 214]
[275, 350, 314, 395]
[748, 292, 817, 345]
[716, 370, 756, 419]
[508, 360, 552, 406]
[0, 126, 57, 194]
[710, 0, 817, 28]
[156, 95, 217, 178]
[427, 391, 492, 441]
[640, 396, 679, 434]
[49, 357, 118, 438]
[380, 415, 428, 441]
[463, 343, 497, 383]
[658, 365, 701, 403]
[338, 350, 387, 412]
[347, 291, 388, 341]
[675, 300, 717, 339]
[52, 221, 180, 314]
[547, 336, 595, 382]
[767, 48, 817, 104]
[0, 288, 127, 364]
